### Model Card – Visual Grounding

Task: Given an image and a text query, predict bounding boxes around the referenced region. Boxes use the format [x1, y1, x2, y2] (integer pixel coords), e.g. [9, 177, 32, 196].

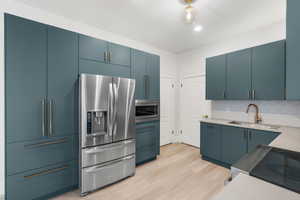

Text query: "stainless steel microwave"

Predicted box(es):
[135, 100, 160, 123]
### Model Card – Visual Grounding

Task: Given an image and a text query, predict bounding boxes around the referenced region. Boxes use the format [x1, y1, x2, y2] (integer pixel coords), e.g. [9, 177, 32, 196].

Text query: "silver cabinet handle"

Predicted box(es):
[252, 90, 255, 100]
[48, 100, 54, 136]
[144, 75, 147, 98]
[146, 75, 150, 99]
[42, 99, 46, 137]
[223, 90, 226, 99]
[24, 165, 69, 179]
[24, 138, 68, 148]
[104, 52, 107, 63]
[248, 90, 251, 99]
[108, 52, 111, 63]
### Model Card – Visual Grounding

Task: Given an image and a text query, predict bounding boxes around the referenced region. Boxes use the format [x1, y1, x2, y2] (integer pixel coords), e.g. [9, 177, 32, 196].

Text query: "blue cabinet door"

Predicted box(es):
[79, 34, 108, 63]
[252, 41, 286, 100]
[47, 27, 78, 137]
[132, 50, 147, 99]
[226, 49, 252, 100]
[136, 121, 159, 165]
[206, 55, 226, 100]
[5, 14, 48, 143]
[200, 123, 222, 161]
[286, 0, 300, 100]
[221, 126, 248, 165]
[247, 129, 279, 153]
[147, 54, 160, 100]
[7, 161, 77, 200]
[79, 59, 131, 78]
[108, 43, 131, 67]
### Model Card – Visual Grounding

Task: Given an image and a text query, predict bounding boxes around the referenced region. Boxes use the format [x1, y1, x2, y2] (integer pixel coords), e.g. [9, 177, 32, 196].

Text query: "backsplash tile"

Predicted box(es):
[211, 101, 300, 127]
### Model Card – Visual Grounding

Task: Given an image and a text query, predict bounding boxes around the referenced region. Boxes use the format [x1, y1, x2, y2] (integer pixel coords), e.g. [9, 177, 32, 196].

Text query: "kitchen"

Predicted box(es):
[1, 0, 300, 200]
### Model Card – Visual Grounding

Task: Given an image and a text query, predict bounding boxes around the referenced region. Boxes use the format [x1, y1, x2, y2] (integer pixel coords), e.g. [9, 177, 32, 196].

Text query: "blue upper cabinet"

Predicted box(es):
[108, 43, 131, 67]
[206, 55, 226, 100]
[252, 40, 286, 100]
[132, 50, 147, 99]
[286, 0, 300, 100]
[147, 53, 160, 100]
[79, 34, 107, 63]
[78, 34, 132, 77]
[206, 40, 286, 100]
[5, 14, 48, 143]
[47, 27, 78, 137]
[132, 49, 160, 100]
[226, 49, 252, 100]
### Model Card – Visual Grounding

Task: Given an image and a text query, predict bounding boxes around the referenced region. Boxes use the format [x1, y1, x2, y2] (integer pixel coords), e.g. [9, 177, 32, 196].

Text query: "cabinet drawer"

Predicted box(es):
[7, 161, 77, 200]
[136, 145, 156, 164]
[136, 126, 156, 150]
[7, 136, 76, 175]
[81, 139, 135, 168]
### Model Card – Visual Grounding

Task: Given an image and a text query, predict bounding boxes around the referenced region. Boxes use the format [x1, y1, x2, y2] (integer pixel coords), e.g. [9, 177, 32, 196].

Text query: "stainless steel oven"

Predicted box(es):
[135, 100, 160, 123]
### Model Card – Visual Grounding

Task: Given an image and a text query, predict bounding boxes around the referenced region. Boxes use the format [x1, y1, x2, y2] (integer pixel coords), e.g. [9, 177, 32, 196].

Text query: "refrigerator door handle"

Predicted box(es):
[112, 81, 118, 136]
[108, 83, 114, 137]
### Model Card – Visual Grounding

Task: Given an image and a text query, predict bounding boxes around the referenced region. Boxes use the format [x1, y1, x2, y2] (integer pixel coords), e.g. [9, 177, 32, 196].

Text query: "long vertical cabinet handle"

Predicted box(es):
[48, 100, 54, 136]
[42, 99, 46, 137]
[248, 90, 251, 100]
[146, 75, 150, 99]
[144, 75, 147, 98]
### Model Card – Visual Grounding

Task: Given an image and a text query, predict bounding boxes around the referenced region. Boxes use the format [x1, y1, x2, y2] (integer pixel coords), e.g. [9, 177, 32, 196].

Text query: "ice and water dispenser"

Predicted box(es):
[87, 111, 107, 135]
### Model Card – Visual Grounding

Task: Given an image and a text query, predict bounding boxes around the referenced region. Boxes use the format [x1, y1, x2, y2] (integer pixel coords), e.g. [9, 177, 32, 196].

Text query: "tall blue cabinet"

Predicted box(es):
[5, 14, 78, 200]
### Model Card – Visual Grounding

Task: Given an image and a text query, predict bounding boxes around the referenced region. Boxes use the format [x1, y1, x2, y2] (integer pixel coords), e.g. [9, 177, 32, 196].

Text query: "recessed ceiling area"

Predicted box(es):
[14, 0, 286, 53]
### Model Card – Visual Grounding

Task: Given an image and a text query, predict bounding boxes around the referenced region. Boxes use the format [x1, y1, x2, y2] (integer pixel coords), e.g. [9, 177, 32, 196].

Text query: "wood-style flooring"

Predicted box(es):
[52, 144, 229, 200]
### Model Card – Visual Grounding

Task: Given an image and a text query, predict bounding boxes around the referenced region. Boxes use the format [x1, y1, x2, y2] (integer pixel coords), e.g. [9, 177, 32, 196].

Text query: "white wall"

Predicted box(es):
[0, 0, 178, 197]
[177, 21, 296, 147]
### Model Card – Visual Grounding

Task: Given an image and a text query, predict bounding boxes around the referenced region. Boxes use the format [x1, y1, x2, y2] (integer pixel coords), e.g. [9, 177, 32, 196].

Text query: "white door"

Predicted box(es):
[160, 77, 176, 146]
[179, 76, 211, 147]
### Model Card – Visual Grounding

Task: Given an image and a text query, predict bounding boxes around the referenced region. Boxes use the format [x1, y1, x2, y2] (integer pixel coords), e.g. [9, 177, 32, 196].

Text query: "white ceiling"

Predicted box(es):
[15, 0, 286, 53]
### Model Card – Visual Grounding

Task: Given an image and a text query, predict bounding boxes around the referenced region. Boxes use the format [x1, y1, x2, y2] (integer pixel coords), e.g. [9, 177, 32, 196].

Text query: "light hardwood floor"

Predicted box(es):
[52, 144, 229, 200]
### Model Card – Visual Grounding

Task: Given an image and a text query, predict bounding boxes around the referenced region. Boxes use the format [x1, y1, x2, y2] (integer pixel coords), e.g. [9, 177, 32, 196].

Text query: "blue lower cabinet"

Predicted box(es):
[200, 122, 280, 168]
[7, 136, 76, 176]
[247, 129, 280, 153]
[79, 59, 131, 78]
[200, 123, 222, 161]
[6, 161, 78, 200]
[221, 126, 247, 165]
[136, 121, 160, 165]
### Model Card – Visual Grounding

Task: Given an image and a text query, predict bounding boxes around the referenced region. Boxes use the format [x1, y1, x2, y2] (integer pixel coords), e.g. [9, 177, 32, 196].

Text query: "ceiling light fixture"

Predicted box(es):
[185, 4, 195, 24]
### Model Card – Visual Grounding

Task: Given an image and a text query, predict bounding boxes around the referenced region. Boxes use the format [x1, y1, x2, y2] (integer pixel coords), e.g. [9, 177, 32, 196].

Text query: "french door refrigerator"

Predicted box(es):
[79, 74, 136, 196]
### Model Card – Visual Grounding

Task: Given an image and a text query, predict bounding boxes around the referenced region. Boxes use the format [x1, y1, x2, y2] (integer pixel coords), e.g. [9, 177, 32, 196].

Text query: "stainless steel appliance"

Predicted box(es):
[79, 74, 136, 196]
[135, 100, 160, 123]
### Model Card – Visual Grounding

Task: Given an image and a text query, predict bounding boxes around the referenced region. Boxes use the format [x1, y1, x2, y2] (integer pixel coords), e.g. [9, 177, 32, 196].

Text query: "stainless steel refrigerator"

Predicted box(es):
[79, 74, 136, 196]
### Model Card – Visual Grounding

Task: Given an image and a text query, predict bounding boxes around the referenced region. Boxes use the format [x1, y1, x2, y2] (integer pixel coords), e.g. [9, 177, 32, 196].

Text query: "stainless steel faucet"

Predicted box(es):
[246, 104, 262, 124]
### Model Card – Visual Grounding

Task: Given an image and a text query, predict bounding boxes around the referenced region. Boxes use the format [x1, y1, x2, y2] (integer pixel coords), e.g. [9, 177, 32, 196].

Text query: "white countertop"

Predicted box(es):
[200, 118, 300, 200]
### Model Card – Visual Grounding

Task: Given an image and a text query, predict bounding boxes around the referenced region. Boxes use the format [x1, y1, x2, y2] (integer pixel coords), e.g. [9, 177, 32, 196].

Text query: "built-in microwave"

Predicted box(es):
[135, 100, 160, 123]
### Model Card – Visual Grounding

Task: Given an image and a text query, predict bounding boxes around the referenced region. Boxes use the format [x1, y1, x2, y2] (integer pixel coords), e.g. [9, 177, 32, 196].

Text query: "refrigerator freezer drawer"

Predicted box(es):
[81, 139, 135, 168]
[81, 155, 135, 195]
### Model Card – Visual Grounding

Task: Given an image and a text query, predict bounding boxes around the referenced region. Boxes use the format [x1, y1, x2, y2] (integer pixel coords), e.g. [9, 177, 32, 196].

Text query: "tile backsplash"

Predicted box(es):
[211, 101, 300, 127]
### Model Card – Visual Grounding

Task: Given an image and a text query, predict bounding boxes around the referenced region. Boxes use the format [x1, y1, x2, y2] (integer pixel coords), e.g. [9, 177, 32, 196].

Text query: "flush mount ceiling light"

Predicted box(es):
[183, 0, 197, 24]
[193, 24, 203, 32]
